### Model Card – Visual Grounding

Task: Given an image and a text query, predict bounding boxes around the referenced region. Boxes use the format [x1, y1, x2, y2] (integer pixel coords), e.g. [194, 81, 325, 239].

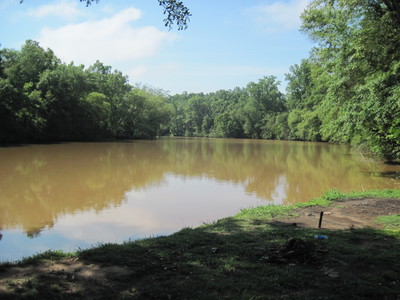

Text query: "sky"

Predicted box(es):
[0, 0, 314, 95]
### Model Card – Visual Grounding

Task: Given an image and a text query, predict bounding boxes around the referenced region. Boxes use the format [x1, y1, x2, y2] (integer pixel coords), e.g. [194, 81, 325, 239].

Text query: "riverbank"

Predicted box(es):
[1, 190, 399, 299]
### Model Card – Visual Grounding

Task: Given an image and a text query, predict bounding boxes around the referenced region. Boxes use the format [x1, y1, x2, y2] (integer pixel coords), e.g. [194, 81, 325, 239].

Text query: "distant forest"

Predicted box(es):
[1, 1, 399, 161]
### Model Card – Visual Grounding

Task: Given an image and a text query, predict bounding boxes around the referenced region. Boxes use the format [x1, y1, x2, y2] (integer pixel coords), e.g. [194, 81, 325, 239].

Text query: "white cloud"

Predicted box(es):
[38, 7, 178, 66]
[247, 0, 310, 32]
[26, 0, 87, 20]
[128, 65, 150, 79]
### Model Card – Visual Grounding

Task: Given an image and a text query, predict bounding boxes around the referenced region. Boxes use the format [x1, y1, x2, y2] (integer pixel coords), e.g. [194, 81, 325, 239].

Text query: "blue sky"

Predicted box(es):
[0, 0, 313, 94]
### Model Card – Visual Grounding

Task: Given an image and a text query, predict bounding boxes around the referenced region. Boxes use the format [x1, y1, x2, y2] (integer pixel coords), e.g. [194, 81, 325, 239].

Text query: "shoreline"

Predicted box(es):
[1, 189, 399, 299]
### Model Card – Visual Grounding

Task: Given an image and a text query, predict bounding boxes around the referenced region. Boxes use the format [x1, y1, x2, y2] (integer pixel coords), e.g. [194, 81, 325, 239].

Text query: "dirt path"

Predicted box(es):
[271, 197, 400, 230]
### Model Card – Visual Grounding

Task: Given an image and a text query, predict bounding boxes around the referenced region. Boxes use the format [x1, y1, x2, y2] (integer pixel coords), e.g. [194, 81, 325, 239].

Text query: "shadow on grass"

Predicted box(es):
[0, 217, 399, 299]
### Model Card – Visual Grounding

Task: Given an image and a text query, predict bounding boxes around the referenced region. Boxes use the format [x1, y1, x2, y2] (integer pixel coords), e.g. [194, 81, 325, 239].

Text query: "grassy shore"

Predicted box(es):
[1, 189, 400, 299]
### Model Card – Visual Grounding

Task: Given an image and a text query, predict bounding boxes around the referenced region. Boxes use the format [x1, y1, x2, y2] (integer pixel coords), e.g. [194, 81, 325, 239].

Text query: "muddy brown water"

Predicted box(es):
[0, 137, 399, 261]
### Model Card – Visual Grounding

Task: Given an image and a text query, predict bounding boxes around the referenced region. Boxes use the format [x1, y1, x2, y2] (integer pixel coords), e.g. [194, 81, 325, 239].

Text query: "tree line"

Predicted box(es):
[0, 40, 172, 142]
[169, 0, 400, 162]
[1, 0, 399, 161]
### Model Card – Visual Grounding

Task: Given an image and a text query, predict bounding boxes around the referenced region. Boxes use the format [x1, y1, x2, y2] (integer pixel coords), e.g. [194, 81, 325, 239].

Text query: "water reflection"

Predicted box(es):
[0, 138, 399, 261]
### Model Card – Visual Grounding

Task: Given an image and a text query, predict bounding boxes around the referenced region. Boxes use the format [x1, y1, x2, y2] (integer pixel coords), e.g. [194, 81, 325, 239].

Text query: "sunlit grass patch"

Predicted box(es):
[376, 214, 400, 230]
[18, 250, 74, 266]
[332, 189, 400, 199]
[236, 204, 296, 219]
[299, 189, 400, 206]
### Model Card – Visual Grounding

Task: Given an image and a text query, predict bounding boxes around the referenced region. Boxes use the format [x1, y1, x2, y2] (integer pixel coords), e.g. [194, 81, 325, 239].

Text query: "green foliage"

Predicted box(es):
[246, 76, 285, 114]
[3, 40, 59, 89]
[158, 0, 191, 30]
[0, 47, 5, 78]
[167, 77, 286, 140]
[184, 95, 212, 136]
[261, 112, 288, 140]
[286, 0, 400, 161]
[285, 59, 314, 111]
[0, 41, 172, 142]
[5, 0, 400, 164]
[83, 92, 110, 136]
[0, 78, 22, 142]
[287, 109, 321, 141]
[165, 0, 399, 162]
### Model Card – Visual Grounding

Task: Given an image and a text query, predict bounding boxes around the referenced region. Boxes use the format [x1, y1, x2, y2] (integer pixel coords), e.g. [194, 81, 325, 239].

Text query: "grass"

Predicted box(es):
[0, 190, 399, 299]
[376, 215, 400, 230]
[19, 250, 75, 265]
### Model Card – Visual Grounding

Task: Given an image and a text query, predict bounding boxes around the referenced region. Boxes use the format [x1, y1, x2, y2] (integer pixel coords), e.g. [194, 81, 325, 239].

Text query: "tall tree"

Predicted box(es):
[299, 0, 400, 160]
[3, 40, 59, 89]
[0, 41, 59, 141]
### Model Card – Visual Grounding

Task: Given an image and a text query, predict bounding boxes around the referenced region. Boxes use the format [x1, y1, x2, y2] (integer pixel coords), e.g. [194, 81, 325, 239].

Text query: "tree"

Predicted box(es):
[82, 92, 110, 136]
[0, 41, 58, 141]
[285, 59, 314, 111]
[0, 78, 21, 142]
[209, 89, 246, 138]
[37, 63, 93, 139]
[299, 0, 400, 160]
[0, 46, 4, 78]
[184, 95, 211, 136]
[3, 40, 59, 89]
[244, 76, 285, 139]
[246, 76, 285, 114]
[0, 41, 179, 142]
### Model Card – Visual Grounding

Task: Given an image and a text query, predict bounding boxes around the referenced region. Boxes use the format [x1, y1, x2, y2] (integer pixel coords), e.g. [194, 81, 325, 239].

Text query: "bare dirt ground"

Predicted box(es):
[272, 197, 400, 230]
[0, 258, 134, 298]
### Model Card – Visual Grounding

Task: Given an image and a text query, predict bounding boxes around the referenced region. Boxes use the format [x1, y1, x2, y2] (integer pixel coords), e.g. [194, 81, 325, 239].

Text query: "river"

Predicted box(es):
[0, 137, 399, 261]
